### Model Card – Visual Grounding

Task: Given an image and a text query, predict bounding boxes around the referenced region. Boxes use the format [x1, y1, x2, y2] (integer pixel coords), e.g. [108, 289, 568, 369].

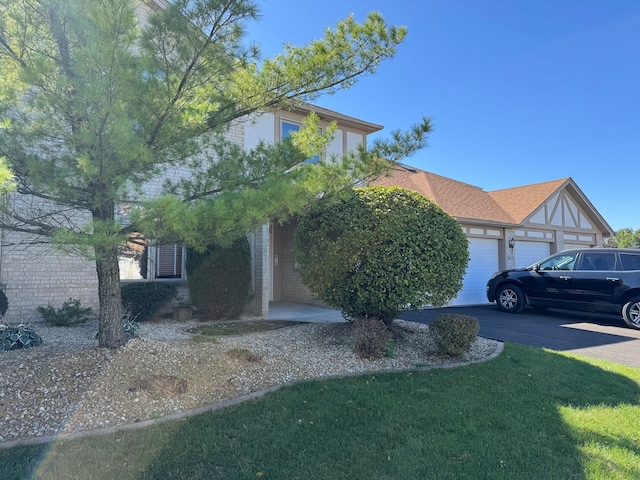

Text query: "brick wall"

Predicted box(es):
[1, 231, 99, 321]
[0, 123, 249, 321]
[279, 220, 325, 306]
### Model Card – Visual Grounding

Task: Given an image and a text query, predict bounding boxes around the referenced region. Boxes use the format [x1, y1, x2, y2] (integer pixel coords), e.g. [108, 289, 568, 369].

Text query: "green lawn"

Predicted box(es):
[3, 343, 639, 479]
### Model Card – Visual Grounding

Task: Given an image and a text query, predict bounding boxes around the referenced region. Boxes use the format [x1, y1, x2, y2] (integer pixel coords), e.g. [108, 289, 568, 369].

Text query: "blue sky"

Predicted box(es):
[247, 0, 639, 232]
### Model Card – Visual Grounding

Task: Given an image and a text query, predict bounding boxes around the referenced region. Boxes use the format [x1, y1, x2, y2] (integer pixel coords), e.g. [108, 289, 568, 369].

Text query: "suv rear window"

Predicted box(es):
[620, 253, 640, 271]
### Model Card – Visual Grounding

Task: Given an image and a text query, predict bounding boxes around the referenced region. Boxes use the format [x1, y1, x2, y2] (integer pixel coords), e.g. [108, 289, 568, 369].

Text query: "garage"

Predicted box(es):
[451, 238, 499, 306]
[300, 165, 614, 316]
[514, 241, 550, 268]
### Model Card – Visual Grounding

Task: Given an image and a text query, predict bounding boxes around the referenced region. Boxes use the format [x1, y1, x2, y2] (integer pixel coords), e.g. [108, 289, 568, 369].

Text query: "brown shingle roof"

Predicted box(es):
[371, 164, 568, 225]
[487, 178, 568, 223]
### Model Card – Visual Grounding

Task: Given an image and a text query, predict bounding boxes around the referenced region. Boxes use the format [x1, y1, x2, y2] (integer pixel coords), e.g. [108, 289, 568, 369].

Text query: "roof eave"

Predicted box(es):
[289, 102, 384, 134]
[148, 0, 171, 11]
[454, 218, 519, 229]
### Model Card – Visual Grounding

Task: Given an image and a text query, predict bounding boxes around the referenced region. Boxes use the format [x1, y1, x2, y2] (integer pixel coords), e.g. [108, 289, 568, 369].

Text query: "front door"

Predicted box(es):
[270, 224, 281, 301]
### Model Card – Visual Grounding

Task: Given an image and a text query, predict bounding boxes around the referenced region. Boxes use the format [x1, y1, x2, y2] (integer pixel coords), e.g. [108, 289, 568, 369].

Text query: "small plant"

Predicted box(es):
[353, 317, 392, 360]
[0, 289, 8, 317]
[122, 316, 140, 338]
[386, 339, 395, 359]
[94, 309, 140, 340]
[38, 298, 94, 326]
[175, 295, 191, 308]
[121, 282, 178, 322]
[1, 324, 43, 351]
[431, 313, 480, 356]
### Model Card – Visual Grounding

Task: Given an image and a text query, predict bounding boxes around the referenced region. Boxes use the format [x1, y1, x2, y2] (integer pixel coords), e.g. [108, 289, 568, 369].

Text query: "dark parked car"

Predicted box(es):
[486, 248, 640, 329]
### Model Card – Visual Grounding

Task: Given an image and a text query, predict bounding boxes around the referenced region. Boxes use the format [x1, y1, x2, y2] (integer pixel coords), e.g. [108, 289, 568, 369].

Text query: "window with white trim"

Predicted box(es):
[154, 244, 184, 279]
[119, 243, 185, 281]
[281, 120, 320, 164]
[116, 203, 186, 282]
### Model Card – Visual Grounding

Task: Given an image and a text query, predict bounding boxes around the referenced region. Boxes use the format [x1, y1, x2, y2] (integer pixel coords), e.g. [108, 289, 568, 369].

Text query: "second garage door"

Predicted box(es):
[451, 238, 499, 306]
[514, 241, 550, 268]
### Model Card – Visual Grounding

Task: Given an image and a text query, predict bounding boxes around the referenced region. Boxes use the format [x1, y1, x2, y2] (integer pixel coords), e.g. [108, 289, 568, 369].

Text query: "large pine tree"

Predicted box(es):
[0, 0, 432, 348]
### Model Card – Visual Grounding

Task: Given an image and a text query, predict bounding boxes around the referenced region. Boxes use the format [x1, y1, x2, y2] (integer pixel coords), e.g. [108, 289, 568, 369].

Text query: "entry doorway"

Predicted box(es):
[269, 223, 282, 301]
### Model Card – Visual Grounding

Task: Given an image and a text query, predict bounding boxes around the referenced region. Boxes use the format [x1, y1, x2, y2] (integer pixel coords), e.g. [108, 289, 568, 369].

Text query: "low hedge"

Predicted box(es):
[121, 282, 178, 322]
[431, 313, 480, 356]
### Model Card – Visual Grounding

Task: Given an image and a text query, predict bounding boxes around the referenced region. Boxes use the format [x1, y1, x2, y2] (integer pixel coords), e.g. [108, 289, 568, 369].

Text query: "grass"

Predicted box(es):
[2, 343, 640, 479]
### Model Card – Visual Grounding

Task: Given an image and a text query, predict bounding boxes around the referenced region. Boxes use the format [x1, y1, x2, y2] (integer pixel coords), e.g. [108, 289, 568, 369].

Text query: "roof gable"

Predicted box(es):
[487, 178, 567, 224]
[372, 165, 513, 223]
[371, 164, 613, 235]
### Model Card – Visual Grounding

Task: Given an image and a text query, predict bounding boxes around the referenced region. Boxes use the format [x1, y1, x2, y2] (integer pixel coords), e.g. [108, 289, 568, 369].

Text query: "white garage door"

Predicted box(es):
[515, 241, 550, 268]
[451, 238, 499, 306]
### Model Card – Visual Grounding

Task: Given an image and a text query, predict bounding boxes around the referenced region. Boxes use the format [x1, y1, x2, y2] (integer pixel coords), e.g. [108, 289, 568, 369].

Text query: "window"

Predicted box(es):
[154, 244, 183, 279]
[620, 253, 640, 271]
[116, 203, 185, 281]
[281, 120, 320, 164]
[577, 253, 617, 271]
[539, 253, 577, 271]
[119, 243, 185, 281]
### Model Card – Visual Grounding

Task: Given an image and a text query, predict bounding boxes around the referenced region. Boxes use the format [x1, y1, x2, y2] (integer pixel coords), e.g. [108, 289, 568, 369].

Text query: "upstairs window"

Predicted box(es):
[281, 120, 320, 164]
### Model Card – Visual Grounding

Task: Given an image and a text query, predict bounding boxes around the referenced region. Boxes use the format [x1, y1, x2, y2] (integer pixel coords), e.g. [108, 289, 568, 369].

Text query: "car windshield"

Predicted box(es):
[538, 253, 577, 271]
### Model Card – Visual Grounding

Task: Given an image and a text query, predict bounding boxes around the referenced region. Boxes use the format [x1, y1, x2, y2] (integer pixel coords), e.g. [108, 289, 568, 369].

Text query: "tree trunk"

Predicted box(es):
[95, 243, 126, 348]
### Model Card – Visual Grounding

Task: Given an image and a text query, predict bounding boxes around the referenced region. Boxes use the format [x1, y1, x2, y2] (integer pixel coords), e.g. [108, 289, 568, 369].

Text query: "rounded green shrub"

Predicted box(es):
[431, 313, 480, 356]
[185, 237, 251, 320]
[0, 290, 7, 317]
[121, 282, 178, 321]
[294, 186, 469, 324]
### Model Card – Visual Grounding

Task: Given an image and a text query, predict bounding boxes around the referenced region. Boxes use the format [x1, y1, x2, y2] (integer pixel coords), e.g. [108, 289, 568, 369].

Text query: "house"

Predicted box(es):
[116, 103, 382, 318]
[1, 115, 614, 317]
[0, 102, 381, 320]
[273, 164, 614, 307]
[0, 0, 613, 318]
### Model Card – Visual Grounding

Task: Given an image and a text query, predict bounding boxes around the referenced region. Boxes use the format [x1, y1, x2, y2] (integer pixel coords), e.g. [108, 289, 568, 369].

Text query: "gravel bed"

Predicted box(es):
[0, 318, 500, 445]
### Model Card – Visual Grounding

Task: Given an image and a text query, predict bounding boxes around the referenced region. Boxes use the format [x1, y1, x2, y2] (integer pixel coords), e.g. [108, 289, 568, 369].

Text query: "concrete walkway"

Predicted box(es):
[267, 302, 345, 323]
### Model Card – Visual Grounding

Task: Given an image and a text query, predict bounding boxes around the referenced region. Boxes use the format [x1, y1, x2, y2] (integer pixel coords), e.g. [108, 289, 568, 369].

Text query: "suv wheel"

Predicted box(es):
[496, 285, 525, 313]
[622, 296, 640, 330]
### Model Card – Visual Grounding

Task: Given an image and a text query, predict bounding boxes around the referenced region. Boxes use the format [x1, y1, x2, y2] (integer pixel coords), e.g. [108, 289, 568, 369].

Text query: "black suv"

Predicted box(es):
[486, 248, 640, 329]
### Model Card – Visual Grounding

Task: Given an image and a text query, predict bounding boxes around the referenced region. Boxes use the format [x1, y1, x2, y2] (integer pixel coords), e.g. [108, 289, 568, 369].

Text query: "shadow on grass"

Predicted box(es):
[3, 343, 640, 480]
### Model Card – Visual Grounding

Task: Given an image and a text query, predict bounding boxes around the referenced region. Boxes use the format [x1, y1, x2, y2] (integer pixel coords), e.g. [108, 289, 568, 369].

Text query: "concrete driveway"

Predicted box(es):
[400, 305, 640, 368]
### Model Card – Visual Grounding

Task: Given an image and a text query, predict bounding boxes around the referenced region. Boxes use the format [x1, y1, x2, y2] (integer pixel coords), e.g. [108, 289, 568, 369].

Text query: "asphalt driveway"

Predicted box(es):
[400, 305, 640, 368]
